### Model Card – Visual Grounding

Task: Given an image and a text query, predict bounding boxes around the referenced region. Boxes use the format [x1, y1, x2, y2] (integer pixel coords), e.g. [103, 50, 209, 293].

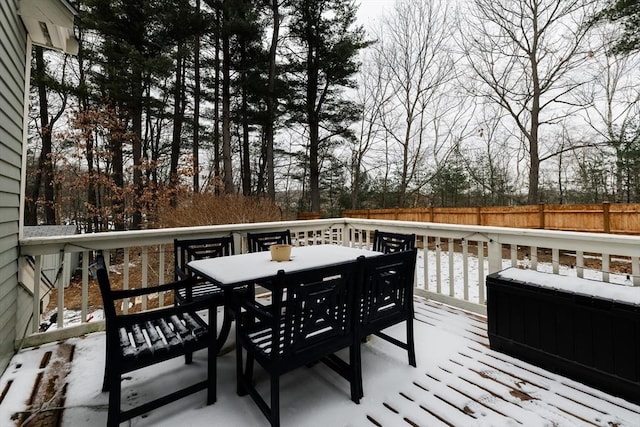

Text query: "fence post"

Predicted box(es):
[603, 202, 610, 233]
[539, 203, 545, 229]
[476, 206, 482, 225]
[429, 206, 434, 223]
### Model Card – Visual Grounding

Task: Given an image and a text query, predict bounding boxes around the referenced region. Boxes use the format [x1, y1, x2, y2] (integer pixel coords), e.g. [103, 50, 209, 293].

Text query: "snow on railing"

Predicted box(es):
[18, 218, 640, 347]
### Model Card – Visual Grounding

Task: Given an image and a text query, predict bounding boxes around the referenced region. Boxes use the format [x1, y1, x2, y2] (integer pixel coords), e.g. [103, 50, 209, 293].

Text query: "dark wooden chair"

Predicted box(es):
[234, 259, 363, 427]
[372, 229, 416, 253]
[173, 236, 235, 302]
[174, 236, 236, 354]
[358, 249, 418, 397]
[246, 229, 291, 253]
[95, 254, 216, 427]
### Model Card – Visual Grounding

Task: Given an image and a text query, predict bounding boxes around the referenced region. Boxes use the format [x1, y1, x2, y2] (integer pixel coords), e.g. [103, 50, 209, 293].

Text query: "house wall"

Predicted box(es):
[0, 0, 27, 374]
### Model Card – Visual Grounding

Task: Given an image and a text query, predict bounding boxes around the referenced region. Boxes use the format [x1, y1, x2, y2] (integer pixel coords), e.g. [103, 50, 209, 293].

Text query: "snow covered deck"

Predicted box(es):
[2, 297, 639, 426]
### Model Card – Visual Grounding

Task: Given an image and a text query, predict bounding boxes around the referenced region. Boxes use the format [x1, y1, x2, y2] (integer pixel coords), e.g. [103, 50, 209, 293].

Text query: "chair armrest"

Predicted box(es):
[112, 293, 216, 327]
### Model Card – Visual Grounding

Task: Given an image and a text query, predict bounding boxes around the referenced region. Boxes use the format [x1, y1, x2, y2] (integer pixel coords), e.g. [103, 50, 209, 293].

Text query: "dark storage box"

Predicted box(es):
[487, 268, 640, 404]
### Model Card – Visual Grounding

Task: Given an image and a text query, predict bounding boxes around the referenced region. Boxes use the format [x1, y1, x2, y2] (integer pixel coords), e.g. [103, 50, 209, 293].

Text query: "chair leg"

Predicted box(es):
[106, 367, 121, 427]
[102, 361, 109, 392]
[235, 319, 249, 396]
[245, 353, 254, 385]
[407, 318, 416, 367]
[102, 342, 110, 392]
[236, 343, 246, 396]
[270, 372, 280, 427]
[350, 342, 362, 403]
[208, 309, 217, 404]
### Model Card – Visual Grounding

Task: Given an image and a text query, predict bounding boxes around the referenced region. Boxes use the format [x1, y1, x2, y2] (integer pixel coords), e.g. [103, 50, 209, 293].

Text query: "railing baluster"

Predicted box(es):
[632, 257, 639, 286]
[81, 251, 89, 322]
[448, 238, 454, 297]
[123, 248, 130, 314]
[158, 245, 165, 307]
[142, 246, 148, 310]
[531, 246, 538, 270]
[422, 234, 429, 291]
[57, 251, 65, 329]
[32, 255, 42, 333]
[552, 248, 559, 274]
[511, 244, 517, 267]
[462, 238, 469, 301]
[576, 250, 584, 278]
[435, 237, 442, 294]
[602, 253, 610, 282]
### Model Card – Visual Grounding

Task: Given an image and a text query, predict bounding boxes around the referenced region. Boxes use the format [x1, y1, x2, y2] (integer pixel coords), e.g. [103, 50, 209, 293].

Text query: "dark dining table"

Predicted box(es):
[187, 245, 382, 350]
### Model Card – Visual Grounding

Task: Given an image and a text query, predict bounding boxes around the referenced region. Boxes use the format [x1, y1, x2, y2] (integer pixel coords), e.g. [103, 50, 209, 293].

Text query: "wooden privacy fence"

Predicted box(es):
[343, 202, 640, 235]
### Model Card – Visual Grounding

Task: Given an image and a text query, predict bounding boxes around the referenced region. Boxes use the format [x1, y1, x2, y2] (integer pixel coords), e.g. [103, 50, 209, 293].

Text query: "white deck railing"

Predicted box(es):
[17, 218, 640, 347]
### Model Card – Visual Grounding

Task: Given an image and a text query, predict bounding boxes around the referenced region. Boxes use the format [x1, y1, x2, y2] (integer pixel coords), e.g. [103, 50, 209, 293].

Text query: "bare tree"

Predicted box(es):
[350, 49, 392, 209]
[576, 30, 640, 201]
[457, 104, 519, 205]
[459, 0, 599, 204]
[372, 0, 457, 207]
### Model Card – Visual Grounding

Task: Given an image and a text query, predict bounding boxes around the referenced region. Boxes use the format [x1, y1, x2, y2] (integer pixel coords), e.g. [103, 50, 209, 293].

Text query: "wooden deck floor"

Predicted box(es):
[2, 298, 639, 426]
[360, 299, 640, 426]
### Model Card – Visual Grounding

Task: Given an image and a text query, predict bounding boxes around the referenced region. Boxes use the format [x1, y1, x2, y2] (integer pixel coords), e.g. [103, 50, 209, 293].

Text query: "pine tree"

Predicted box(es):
[288, 0, 371, 212]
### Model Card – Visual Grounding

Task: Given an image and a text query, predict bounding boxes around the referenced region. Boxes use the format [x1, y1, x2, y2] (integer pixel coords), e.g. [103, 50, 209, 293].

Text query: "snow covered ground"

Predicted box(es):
[3, 249, 638, 426]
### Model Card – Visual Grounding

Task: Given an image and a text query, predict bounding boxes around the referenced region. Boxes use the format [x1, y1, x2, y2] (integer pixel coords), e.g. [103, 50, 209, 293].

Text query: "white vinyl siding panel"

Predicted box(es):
[0, 0, 27, 374]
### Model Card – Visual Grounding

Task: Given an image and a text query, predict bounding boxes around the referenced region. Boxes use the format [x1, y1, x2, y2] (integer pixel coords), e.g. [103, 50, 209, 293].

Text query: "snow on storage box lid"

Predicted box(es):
[495, 267, 640, 306]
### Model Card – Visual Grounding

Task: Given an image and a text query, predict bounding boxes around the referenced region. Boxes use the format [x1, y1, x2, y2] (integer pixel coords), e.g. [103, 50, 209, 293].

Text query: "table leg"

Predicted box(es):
[216, 305, 233, 354]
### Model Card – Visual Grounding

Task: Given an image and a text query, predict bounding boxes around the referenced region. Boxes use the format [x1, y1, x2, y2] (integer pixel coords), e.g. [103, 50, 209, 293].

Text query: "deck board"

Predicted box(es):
[2, 297, 639, 426]
[361, 298, 640, 427]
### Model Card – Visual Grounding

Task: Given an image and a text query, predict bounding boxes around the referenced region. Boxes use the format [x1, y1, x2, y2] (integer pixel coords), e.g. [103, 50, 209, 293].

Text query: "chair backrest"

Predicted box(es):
[360, 249, 417, 333]
[174, 236, 235, 279]
[246, 229, 291, 253]
[372, 230, 415, 253]
[95, 255, 117, 322]
[258, 258, 362, 361]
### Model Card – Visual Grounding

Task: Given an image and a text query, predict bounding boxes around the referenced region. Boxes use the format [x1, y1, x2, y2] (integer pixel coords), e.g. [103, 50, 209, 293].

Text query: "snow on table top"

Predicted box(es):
[496, 267, 640, 305]
[188, 244, 380, 286]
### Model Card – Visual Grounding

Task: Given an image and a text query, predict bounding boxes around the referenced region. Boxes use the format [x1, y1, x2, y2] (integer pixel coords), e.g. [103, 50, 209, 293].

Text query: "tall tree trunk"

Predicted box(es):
[222, 2, 234, 193]
[240, 38, 251, 196]
[130, 66, 143, 229]
[306, 40, 321, 212]
[170, 41, 185, 206]
[30, 46, 56, 225]
[213, 5, 221, 193]
[111, 106, 125, 231]
[75, 26, 97, 233]
[265, 0, 280, 200]
[193, 0, 201, 193]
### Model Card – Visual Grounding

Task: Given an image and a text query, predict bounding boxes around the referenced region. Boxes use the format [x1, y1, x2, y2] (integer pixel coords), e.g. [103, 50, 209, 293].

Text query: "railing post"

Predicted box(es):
[487, 236, 502, 274]
[342, 222, 351, 247]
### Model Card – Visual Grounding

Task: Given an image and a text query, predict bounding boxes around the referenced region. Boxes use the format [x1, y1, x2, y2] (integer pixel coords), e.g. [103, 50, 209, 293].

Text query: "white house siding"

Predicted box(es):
[0, 0, 27, 374]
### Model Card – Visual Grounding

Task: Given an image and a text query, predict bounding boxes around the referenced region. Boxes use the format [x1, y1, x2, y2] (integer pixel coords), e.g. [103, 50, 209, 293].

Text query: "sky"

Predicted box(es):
[357, 0, 391, 27]
[1, 248, 639, 426]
